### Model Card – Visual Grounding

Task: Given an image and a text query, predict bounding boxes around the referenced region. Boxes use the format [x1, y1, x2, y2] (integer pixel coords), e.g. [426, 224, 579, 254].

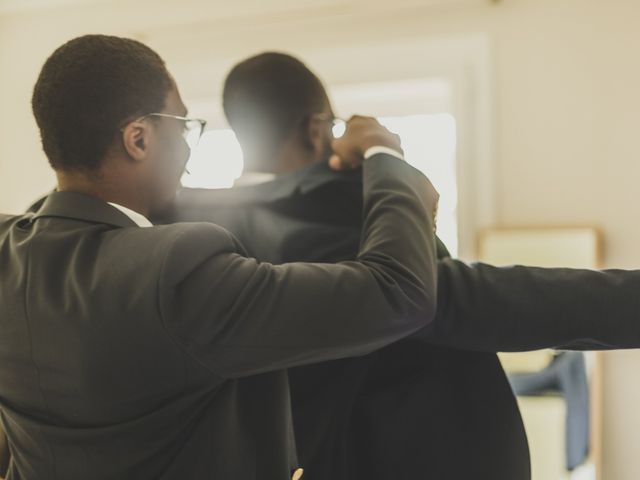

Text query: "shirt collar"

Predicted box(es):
[233, 172, 277, 187]
[107, 202, 153, 228]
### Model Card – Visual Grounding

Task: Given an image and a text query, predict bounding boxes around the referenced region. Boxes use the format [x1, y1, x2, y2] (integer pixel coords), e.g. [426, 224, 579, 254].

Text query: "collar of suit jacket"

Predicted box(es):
[176, 160, 363, 208]
[32, 191, 138, 228]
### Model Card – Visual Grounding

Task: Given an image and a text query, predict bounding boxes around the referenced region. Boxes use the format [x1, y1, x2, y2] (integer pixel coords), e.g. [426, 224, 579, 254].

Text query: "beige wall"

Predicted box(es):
[1, 0, 639, 477]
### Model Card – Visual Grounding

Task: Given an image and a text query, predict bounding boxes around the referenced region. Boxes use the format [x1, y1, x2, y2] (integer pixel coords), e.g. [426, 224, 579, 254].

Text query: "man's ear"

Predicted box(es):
[121, 121, 149, 162]
[305, 117, 325, 157]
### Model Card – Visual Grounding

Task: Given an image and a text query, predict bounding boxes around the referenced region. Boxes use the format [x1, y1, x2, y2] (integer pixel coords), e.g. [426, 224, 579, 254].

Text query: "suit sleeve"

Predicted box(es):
[0, 426, 9, 479]
[158, 154, 439, 377]
[421, 258, 640, 352]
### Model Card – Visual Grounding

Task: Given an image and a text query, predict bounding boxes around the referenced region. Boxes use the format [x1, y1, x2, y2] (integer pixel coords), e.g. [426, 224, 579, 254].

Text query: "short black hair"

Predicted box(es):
[222, 52, 328, 157]
[32, 34, 172, 171]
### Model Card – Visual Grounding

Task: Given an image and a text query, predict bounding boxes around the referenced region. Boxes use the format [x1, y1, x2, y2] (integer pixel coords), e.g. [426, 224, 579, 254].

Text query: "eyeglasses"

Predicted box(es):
[127, 113, 208, 149]
[310, 113, 346, 138]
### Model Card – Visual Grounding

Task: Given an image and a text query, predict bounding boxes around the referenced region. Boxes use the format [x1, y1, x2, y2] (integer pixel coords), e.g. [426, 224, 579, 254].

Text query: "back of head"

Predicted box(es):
[32, 34, 172, 172]
[222, 52, 328, 169]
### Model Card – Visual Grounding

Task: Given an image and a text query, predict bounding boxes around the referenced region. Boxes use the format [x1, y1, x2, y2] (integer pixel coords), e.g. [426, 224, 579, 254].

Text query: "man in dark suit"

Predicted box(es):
[158, 52, 640, 480]
[0, 36, 441, 480]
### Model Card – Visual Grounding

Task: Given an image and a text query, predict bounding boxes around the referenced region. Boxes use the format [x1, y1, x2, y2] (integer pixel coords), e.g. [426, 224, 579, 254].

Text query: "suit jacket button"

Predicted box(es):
[292, 467, 304, 480]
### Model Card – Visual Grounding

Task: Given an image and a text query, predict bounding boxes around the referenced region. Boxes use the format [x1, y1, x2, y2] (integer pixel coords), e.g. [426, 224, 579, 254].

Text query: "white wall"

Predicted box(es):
[1, 0, 640, 477]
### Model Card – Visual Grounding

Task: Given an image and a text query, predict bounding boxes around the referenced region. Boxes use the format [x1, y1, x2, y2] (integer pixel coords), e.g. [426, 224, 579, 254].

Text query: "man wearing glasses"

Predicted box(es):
[0, 35, 441, 479]
[159, 52, 640, 480]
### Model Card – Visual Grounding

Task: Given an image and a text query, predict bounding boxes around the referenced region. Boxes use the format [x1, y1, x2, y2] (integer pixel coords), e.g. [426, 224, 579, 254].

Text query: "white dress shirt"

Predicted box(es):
[107, 202, 153, 228]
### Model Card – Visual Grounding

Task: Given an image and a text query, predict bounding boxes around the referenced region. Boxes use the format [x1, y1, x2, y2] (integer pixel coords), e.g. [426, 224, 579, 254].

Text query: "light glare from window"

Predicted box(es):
[181, 129, 243, 189]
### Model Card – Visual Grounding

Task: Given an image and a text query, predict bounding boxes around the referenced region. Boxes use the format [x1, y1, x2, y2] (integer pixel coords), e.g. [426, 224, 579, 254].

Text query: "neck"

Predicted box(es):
[56, 168, 150, 218]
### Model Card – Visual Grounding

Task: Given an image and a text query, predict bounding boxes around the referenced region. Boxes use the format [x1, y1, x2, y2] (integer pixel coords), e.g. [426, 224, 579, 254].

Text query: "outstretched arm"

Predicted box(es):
[422, 258, 640, 352]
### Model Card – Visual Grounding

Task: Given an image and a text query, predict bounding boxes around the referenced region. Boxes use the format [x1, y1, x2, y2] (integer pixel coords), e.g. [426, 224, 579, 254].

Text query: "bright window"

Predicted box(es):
[379, 114, 458, 255]
[181, 129, 243, 189]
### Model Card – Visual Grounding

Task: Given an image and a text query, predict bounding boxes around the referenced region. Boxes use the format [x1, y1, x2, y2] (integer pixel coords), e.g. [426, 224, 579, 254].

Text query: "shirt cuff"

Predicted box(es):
[363, 146, 405, 161]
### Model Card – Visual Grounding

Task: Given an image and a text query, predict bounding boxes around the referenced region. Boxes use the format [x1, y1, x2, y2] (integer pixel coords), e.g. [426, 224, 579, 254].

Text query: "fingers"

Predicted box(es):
[329, 115, 402, 171]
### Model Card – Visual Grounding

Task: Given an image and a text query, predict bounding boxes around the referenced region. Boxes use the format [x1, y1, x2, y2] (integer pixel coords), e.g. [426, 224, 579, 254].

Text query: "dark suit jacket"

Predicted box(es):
[0, 429, 8, 479]
[160, 161, 640, 480]
[0, 155, 439, 480]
